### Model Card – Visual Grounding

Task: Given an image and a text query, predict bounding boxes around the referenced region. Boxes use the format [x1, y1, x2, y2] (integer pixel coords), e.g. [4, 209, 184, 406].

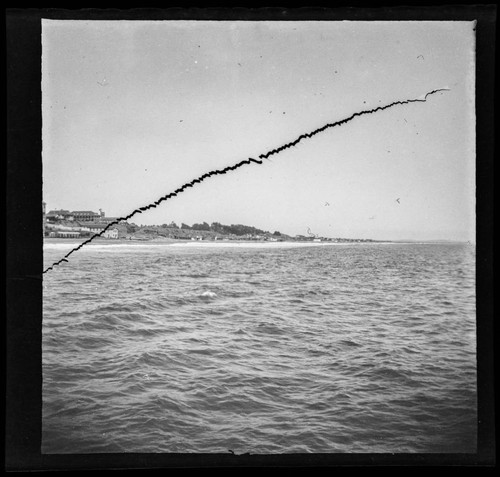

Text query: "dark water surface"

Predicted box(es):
[42, 242, 476, 453]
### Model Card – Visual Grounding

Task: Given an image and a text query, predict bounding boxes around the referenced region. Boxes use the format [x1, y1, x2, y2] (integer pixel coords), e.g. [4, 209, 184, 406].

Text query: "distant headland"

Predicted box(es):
[42, 205, 379, 244]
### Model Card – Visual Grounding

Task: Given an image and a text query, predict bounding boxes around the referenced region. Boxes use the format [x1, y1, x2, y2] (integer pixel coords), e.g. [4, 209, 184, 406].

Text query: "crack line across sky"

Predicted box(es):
[43, 88, 449, 274]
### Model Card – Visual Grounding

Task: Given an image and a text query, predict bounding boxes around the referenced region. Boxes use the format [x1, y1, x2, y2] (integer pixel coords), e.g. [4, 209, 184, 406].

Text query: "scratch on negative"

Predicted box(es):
[43, 88, 449, 274]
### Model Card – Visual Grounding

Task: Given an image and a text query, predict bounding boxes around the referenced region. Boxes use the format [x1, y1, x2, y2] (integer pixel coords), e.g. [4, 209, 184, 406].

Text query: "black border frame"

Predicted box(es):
[5, 6, 496, 470]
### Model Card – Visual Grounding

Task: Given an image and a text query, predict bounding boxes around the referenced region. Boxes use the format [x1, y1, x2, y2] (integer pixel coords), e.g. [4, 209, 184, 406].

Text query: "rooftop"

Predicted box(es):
[47, 209, 71, 215]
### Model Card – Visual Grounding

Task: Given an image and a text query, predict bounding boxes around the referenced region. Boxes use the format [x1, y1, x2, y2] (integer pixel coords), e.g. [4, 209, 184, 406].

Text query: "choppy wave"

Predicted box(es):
[42, 243, 476, 454]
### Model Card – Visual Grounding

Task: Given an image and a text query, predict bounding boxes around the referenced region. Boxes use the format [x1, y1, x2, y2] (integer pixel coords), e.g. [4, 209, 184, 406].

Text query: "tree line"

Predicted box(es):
[126, 221, 283, 236]
[135, 221, 284, 236]
[184, 222, 277, 236]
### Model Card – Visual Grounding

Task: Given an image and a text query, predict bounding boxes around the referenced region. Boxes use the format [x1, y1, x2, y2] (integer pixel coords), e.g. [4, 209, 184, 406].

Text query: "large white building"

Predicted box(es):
[102, 228, 119, 239]
[71, 210, 102, 222]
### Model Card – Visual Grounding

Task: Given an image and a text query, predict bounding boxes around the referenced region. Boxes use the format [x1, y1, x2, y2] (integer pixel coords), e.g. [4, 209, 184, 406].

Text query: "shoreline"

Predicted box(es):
[43, 237, 466, 249]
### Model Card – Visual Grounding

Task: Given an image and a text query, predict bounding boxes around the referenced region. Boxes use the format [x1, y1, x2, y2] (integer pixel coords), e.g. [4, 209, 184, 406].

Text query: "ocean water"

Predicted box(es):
[42, 241, 477, 454]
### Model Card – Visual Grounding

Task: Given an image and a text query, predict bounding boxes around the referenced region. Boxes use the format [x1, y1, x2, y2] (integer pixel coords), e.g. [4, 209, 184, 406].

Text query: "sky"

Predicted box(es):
[42, 20, 475, 241]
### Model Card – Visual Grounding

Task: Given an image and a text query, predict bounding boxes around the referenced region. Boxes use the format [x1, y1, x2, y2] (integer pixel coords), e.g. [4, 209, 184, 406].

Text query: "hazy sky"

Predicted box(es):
[42, 20, 475, 241]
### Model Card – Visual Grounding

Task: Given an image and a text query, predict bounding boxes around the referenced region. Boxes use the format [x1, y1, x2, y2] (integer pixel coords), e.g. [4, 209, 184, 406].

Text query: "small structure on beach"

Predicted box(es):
[53, 230, 80, 238]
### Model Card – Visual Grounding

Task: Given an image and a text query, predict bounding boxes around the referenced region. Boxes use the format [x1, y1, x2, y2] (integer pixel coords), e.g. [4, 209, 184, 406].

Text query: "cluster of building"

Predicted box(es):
[41, 203, 375, 243]
[189, 234, 281, 242]
[43, 202, 120, 239]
